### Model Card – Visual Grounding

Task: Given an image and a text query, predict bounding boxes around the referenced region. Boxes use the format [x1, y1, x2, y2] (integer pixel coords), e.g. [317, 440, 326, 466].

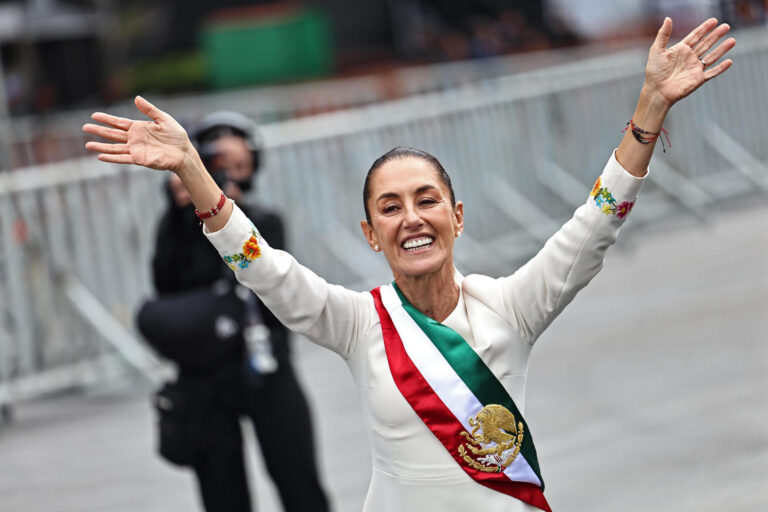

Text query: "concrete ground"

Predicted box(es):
[1, 200, 766, 512]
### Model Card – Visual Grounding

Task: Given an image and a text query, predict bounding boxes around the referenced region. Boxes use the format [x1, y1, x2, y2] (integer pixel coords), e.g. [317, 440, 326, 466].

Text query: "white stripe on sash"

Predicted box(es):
[380, 284, 541, 486]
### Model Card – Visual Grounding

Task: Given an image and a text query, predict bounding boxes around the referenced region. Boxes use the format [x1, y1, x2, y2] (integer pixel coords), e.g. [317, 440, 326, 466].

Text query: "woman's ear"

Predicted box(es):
[453, 201, 464, 237]
[360, 220, 380, 251]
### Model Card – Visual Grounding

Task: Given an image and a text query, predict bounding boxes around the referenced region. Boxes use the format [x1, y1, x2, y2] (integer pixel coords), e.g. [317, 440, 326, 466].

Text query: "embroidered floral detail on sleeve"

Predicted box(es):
[594, 188, 616, 208]
[590, 179, 635, 219]
[590, 177, 602, 197]
[222, 228, 262, 270]
[614, 201, 634, 219]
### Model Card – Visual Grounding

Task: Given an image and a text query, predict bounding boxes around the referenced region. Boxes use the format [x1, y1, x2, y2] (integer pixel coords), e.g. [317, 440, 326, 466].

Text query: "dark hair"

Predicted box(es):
[362, 147, 456, 224]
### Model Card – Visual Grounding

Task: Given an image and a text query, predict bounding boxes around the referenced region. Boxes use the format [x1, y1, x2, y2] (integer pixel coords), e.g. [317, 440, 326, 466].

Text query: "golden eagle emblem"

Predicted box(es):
[458, 404, 524, 473]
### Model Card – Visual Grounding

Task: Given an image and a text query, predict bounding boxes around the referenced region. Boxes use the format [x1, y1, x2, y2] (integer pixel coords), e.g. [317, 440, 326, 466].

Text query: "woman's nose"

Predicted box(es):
[402, 206, 423, 227]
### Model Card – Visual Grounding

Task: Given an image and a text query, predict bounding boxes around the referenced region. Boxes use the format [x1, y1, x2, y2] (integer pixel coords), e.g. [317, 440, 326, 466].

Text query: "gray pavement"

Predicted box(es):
[1, 201, 766, 512]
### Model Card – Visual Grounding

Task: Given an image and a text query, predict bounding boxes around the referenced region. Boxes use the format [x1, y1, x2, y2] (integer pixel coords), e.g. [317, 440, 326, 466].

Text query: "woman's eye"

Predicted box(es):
[383, 205, 399, 213]
[419, 198, 437, 206]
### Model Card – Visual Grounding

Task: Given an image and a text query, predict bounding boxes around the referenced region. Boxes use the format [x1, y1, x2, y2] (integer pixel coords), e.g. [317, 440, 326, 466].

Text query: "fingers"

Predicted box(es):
[134, 95, 168, 123]
[90, 112, 132, 130]
[701, 37, 736, 67]
[693, 23, 731, 56]
[682, 17, 718, 47]
[85, 141, 129, 155]
[82, 123, 128, 142]
[704, 58, 733, 81]
[97, 154, 135, 165]
[652, 17, 673, 49]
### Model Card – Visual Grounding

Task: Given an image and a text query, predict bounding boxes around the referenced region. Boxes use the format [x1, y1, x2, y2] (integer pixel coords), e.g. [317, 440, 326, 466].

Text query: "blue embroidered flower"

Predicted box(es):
[591, 181, 633, 219]
[599, 188, 616, 205]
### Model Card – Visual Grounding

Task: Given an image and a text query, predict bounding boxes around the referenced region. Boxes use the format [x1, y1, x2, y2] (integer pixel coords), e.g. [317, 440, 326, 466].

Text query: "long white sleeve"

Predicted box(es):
[463, 151, 647, 343]
[203, 205, 372, 359]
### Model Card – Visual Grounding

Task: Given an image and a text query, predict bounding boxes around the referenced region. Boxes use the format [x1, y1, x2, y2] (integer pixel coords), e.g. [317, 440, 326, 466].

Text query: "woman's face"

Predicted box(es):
[361, 157, 463, 281]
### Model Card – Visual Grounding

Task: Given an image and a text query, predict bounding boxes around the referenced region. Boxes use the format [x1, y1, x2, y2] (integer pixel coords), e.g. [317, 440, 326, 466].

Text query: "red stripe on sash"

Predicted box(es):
[371, 287, 551, 512]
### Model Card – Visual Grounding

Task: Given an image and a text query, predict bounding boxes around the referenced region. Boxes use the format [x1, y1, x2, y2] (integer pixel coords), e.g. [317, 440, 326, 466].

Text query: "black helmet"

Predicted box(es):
[188, 111, 262, 172]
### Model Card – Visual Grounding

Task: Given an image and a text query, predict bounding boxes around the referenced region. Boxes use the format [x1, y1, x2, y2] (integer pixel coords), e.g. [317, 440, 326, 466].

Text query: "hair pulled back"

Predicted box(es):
[362, 147, 456, 224]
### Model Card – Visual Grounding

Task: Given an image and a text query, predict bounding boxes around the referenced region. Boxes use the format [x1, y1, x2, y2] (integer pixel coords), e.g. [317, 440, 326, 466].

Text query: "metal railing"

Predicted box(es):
[1, 27, 766, 409]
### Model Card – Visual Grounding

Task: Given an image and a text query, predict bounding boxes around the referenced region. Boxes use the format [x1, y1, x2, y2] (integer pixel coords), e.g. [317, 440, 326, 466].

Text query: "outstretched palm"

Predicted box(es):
[645, 18, 735, 107]
[83, 96, 192, 172]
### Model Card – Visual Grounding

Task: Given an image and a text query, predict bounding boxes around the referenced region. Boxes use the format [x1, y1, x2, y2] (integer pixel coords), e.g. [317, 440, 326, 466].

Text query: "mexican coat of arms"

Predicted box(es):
[457, 404, 524, 473]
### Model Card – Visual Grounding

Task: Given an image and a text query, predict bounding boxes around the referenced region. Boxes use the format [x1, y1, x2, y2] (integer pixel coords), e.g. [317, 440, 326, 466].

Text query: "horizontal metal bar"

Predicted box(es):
[0, 354, 127, 404]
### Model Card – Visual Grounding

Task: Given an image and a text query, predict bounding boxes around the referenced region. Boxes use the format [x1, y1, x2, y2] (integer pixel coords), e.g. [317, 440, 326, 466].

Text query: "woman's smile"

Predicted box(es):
[401, 235, 435, 252]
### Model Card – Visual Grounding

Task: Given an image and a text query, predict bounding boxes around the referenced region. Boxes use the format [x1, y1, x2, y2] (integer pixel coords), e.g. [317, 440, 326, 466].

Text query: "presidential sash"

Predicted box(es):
[371, 283, 550, 512]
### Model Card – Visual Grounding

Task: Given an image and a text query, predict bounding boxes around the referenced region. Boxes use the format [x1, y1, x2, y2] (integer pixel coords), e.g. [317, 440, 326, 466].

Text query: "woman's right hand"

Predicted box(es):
[83, 96, 194, 173]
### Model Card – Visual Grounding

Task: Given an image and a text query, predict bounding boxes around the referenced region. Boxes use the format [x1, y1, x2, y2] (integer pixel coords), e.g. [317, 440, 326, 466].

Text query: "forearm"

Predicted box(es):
[615, 85, 672, 177]
[497, 151, 645, 341]
[205, 204, 368, 358]
[174, 149, 233, 232]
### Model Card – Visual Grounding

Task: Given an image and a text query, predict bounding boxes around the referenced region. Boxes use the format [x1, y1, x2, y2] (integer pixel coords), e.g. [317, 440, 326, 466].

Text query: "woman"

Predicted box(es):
[83, 18, 734, 512]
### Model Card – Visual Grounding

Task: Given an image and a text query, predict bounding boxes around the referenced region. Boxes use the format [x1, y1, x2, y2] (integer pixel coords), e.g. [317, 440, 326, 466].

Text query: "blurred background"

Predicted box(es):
[1, 1, 767, 511]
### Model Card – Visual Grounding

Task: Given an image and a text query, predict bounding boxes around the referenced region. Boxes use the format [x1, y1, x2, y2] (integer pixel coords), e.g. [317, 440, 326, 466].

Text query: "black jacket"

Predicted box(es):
[138, 199, 290, 372]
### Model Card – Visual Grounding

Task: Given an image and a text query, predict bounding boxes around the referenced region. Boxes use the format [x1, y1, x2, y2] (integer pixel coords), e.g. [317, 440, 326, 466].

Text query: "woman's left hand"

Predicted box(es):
[644, 17, 735, 108]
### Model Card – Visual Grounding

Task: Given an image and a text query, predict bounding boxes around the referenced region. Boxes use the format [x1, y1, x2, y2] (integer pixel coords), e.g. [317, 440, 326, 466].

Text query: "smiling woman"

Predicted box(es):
[360, 150, 464, 321]
[83, 17, 735, 512]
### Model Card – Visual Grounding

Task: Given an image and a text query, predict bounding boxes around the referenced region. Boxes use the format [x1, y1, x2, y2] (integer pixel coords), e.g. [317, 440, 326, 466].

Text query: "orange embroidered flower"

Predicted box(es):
[222, 229, 263, 270]
[590, 177, 601, 197]
[242, 238, 261, 260]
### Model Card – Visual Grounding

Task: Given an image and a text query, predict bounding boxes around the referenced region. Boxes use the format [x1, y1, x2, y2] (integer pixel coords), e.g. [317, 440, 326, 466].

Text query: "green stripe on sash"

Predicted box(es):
[393, 283, 544, 484]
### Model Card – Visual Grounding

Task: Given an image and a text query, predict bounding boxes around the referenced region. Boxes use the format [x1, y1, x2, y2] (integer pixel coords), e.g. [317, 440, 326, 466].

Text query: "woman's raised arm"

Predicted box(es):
[84, 96, 373, 358]
[485, 18, 736, 341]
[82, 96, 233, 232]
[616, 17, 735, 176]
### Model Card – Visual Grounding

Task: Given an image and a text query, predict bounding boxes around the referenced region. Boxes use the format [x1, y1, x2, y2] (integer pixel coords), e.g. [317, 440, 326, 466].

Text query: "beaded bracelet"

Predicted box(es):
[623, 119, 671, 152]
[194, 192, 227, 225]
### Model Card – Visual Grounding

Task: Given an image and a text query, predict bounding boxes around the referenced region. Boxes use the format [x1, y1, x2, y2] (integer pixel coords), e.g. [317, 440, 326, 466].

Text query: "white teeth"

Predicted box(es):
[402, 237, 434, 250]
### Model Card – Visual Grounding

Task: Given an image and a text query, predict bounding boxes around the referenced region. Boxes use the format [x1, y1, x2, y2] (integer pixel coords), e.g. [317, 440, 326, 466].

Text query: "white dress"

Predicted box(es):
[204, 151, 645, 511]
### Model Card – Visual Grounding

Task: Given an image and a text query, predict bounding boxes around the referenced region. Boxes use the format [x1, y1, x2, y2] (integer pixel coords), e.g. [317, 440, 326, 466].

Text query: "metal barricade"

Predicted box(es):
[0, 161, 165, 406]
[1, 27, 766, 409]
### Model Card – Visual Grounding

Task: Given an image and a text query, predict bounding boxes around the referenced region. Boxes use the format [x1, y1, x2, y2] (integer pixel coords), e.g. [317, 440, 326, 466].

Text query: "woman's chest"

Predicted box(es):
[351, 301, 534, 434]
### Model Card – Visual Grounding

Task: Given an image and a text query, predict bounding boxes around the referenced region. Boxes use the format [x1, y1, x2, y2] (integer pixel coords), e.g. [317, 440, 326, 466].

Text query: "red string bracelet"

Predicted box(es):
[623, 119, 671, 152]
[194, 192, 227, 225]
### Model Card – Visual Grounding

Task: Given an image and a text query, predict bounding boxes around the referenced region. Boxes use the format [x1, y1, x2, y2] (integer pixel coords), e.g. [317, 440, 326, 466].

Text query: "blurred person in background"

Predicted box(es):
[85, 17, 734, 512]
[135, 112, 329, 512]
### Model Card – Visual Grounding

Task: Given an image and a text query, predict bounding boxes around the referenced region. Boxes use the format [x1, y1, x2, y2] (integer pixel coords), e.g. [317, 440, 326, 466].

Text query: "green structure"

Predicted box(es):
[202, 6, 333, 88]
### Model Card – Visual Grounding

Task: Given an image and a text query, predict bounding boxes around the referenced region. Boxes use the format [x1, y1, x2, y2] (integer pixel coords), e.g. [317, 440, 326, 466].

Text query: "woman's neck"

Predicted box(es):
[394, 263, 459, 323]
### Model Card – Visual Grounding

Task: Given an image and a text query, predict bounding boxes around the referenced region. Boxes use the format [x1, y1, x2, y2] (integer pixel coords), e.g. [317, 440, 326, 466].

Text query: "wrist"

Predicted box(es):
[638, 83, 673, 115]
[174, 141, 205, 177]
[628, 84, 672, 136]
